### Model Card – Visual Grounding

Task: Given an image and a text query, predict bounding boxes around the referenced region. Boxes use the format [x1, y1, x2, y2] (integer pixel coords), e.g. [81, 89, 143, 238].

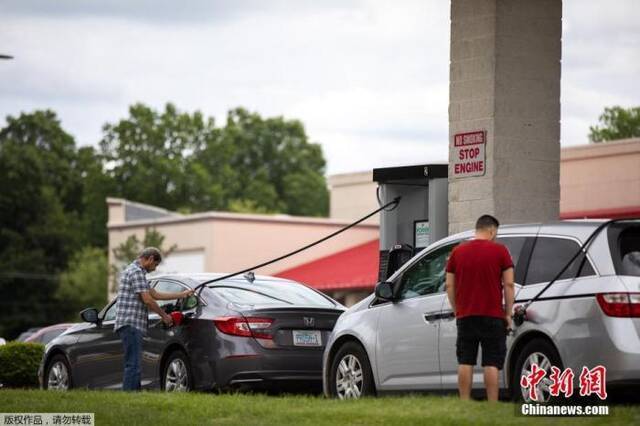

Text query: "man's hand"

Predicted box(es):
[162, 314, 174, 327]
[181, 289, 195, 298]
[504, 313, 513, 333]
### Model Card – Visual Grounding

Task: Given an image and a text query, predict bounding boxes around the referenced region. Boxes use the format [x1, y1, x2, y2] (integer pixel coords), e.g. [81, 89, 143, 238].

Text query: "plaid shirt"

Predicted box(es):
[114, 260, 151, 333]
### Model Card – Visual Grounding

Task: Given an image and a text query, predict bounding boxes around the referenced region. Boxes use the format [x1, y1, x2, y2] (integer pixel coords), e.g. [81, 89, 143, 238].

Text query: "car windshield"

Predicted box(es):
[209, 280, 336, 308]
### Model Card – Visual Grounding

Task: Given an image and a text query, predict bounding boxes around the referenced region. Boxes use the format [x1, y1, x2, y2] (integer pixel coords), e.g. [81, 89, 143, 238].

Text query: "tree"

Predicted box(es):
[0, 111, 84, 338]
[56, 247, 109, 321]
[100, 103, 216, 212]
[196, 107, 329, 216]
[110, 228, 177, 292]
[589, 106, 640, 143]
[101, 104, 330, 217]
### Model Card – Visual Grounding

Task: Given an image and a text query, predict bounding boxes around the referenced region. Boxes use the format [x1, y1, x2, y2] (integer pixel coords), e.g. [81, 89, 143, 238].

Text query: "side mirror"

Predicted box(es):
[374, 281, 394, 301]
[80, 308, 99, 324]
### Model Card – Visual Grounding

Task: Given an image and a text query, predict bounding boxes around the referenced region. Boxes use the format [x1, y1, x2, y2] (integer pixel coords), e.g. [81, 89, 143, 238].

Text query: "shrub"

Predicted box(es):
[0, 342, 44, 388]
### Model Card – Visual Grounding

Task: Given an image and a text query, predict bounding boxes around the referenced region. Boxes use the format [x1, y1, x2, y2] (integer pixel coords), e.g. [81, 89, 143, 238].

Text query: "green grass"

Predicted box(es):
[0, 390, 638, 425]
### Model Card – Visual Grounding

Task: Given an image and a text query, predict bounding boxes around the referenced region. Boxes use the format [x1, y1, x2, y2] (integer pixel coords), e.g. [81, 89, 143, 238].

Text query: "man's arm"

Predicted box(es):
[140, 291, 173, 325]
[446, 272, 456, 314]
[502, 267, 515, 329]
[149, 288, 193, 301]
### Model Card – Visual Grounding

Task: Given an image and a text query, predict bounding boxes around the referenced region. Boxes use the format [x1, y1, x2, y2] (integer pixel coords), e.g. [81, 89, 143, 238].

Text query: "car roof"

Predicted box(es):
[148, 272, 299, 288]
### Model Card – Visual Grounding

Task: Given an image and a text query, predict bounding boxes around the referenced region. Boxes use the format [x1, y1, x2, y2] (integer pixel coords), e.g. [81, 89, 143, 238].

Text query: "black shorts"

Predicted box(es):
[456, 316, 507, 369]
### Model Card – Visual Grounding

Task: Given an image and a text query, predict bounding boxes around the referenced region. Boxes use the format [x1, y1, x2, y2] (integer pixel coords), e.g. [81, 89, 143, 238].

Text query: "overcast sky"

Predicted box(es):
[1, 1, 638, 175]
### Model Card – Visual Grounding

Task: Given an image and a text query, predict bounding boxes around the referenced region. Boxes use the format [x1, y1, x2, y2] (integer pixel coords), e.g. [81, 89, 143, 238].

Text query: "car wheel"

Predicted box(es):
[511, 338, 563, 403]
[329, 341, 375, 399]
[44, 355, 72, 391]
[162, 350, 192, 392]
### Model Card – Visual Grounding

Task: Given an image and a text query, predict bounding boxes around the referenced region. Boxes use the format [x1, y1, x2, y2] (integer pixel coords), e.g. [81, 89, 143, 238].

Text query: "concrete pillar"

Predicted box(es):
[448, 0, 562, 233]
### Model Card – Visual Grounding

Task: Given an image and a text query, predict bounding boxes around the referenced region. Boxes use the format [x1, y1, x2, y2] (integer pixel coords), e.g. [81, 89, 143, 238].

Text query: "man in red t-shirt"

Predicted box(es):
[445, 214, 514, 402]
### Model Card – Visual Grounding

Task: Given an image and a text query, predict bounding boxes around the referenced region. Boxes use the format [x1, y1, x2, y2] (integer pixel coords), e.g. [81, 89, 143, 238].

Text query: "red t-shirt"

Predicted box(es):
[445, 239, 514, 319]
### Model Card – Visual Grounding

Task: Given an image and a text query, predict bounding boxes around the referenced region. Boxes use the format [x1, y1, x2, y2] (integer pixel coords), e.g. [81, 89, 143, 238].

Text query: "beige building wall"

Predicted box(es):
[560, 138, 640, 217]
[328, 171, 379, 224]
[107, 198, 378, 299]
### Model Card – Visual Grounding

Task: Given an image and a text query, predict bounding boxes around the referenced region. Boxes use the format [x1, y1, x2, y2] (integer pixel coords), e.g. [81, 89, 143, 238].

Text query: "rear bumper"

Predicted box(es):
[213, 349, 324, 388]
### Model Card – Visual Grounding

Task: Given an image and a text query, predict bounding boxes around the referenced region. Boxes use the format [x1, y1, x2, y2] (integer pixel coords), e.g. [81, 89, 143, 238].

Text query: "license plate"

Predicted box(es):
[292, 330, 322, 347]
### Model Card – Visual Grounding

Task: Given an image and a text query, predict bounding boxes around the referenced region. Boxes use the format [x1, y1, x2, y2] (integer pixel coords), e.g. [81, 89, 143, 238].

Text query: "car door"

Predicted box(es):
[375, 243, 457, 391]
[71, 301, 124, 389]
[439, 236, 533, 389]
[141, 279, 190, 388]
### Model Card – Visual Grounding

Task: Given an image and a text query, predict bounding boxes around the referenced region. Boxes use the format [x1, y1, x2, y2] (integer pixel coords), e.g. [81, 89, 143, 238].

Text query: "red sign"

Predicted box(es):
[453, 131, 486, 177]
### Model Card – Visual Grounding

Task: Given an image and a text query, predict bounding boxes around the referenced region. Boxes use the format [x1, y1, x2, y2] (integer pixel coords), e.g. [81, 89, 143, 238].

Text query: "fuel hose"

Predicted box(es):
[512, 218, 636, 327]
[194, 196, 402, 296]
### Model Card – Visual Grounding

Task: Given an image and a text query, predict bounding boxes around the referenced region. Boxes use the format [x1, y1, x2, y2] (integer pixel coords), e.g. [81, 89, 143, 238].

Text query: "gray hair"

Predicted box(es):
[138, 247, 162, 263]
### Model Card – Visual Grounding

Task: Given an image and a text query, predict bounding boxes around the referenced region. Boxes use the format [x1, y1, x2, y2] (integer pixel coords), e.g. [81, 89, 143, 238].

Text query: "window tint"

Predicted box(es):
[41, 329, 65, 344]
[154, 280, 185, 311]
[398, 243, 457, 300]
[619, 227, 640, 277]
[211, 281, 335, 308]
[525, 237, 596, 285]
[496, 237, 526, 270]
[103, 302, 117, 321]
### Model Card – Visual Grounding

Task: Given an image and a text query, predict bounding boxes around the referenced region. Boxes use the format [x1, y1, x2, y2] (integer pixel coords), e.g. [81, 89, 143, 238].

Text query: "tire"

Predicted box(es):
[511, 338, 563, 402]
[329, 342, 375, 399]
[44, 354, 72, 391]
[161, 350, 192, 392]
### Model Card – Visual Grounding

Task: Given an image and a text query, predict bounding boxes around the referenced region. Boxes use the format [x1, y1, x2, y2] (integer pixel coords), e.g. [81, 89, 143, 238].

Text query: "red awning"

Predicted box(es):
[275, 239, 379, 291]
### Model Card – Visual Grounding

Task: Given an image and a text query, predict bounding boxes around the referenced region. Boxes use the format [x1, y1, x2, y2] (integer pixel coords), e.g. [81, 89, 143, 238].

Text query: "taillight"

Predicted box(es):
[213, 316, 274, 339]
[596, 293, 640, 317]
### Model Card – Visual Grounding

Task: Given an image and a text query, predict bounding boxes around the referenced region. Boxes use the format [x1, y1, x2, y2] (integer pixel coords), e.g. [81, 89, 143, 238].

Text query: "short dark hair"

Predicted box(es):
[139, 247, 162, 263]
[475, 214, 500, 230]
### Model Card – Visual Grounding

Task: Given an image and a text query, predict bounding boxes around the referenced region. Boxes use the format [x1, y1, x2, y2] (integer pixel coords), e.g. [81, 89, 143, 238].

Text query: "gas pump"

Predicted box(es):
[373, 164, 448, 280]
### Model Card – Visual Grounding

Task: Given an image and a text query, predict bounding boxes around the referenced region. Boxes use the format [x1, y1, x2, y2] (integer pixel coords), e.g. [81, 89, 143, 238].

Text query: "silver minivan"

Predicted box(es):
[322, 220, 640, 400]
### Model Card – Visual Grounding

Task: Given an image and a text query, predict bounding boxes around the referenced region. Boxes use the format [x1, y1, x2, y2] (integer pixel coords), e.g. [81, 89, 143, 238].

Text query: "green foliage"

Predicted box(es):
[100, 104, 329, 216]
[0, 111, 86, 339]
[56, 247, 109, 320]
[110, 228, 177, 292]
[0, 105, 328, 337]
[0, 342, 44, 388]
[589, 106, 640, 143]
[1, 391, 638, 425]
[100, 103, 216, 212]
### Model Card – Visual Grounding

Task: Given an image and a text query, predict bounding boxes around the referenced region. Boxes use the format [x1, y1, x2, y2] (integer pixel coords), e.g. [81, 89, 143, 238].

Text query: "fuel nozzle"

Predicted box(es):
[512, 305, 527, 327]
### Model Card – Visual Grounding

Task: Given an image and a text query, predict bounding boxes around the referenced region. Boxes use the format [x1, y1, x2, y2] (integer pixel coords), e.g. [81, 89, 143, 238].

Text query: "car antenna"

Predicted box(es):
[244, 271, 255, 284]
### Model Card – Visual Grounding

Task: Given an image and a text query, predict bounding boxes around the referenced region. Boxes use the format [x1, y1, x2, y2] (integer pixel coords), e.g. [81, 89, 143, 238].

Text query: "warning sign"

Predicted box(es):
[453, 130, 486, 178]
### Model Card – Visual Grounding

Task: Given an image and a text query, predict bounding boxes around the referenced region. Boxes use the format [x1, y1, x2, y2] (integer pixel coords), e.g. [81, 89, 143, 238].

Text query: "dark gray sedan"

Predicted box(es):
[39, 273, 345, 392]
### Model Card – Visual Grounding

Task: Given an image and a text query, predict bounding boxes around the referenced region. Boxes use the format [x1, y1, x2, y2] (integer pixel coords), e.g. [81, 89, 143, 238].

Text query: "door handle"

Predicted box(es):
[440, 311, 455, 321]
[423, 312, 441, 324]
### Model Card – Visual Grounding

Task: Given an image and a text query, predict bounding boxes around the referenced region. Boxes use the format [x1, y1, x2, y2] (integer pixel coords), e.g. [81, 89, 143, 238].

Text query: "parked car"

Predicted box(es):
[39, 273, 345, 392]
[17, 327, 42, 342]
[323, 219, 640, 401]
[25, 323, 75, 345]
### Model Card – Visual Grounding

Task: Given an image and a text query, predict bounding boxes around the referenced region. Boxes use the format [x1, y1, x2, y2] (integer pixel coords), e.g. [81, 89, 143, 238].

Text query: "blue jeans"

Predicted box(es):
[117, 325, 143, 391]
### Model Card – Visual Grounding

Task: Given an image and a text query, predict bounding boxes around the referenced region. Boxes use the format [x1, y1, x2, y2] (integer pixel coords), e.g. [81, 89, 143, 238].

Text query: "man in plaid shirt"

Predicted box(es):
[115, 247, 193, 391]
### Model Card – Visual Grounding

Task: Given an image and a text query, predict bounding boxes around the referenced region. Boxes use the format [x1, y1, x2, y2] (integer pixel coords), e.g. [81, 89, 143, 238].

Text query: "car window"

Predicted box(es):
[496, 236, 531, 284]
[40, 329, 65, 344]
[153, 280, 185, 311]
[211, 281, 336, 308]
[103, 302, 117, 321]
[496, 237, 526, 270]
[619, 226, 640, 277]
[398, 243, 458, 301]
[525, 237, 596, 285]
